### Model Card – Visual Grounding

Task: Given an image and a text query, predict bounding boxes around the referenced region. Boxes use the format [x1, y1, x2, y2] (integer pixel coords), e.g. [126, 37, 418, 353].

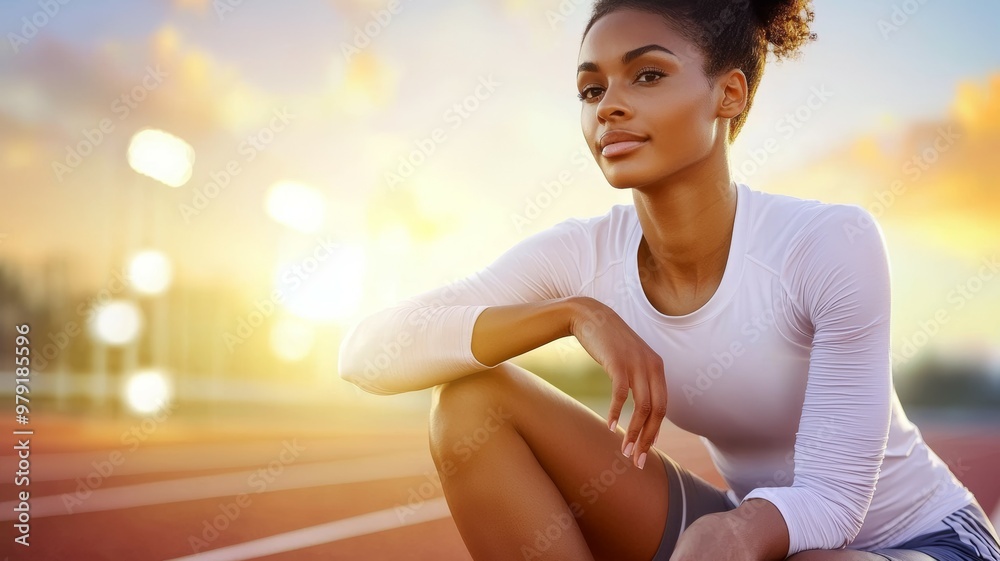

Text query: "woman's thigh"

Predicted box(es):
[429, 361, 734, 561]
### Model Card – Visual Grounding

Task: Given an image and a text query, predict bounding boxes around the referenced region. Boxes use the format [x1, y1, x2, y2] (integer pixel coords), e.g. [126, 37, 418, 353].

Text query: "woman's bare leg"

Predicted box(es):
[428, 361, 672, 561]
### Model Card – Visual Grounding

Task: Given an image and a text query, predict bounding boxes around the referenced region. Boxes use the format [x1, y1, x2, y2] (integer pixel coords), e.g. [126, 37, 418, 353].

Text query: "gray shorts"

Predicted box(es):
[649, 448, 1000, 561]
[651, 449, 738, 560]
[868, 500, 1000, 561]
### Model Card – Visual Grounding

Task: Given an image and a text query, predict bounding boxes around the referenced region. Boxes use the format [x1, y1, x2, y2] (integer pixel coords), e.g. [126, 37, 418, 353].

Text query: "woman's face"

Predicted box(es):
[577, 9, 731, 189]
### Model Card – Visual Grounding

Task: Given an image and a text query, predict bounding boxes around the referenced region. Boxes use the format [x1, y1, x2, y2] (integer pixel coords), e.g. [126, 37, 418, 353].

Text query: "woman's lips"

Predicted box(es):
[602, 140, 647, 158]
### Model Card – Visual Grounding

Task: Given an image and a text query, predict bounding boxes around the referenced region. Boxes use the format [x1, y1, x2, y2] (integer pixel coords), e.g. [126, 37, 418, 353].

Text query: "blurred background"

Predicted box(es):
[0, 0, 998, 559]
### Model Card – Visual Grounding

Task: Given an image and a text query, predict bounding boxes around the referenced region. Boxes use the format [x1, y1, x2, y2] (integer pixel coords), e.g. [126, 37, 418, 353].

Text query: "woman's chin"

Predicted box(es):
[601, 167, 659, 190]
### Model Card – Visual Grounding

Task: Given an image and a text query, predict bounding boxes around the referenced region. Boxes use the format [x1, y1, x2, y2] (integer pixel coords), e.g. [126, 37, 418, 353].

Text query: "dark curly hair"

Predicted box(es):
[582, 0, 817, 143]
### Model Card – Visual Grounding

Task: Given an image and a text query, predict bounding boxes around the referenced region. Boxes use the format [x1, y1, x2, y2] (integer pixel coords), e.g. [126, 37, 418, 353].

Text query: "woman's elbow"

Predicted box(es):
[828, 499, 869, 548]
[337, 348, 400, 396]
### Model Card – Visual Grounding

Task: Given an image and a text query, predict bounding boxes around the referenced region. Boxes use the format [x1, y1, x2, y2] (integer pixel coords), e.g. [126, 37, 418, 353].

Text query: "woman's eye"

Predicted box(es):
[577, 70, 665, 101]
[637, 71, 665, 83]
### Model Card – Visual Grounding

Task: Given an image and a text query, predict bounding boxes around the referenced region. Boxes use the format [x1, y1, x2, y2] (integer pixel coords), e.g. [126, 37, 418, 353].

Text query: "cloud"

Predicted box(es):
[145, 23, 280, 134]
[951, 73, 1000, 136]
[768, 71, 1000, 259]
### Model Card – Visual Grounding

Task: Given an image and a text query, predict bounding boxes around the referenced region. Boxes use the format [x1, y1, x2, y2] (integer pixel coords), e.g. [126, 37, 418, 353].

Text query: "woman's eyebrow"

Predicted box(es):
[577, 44, 678, 74]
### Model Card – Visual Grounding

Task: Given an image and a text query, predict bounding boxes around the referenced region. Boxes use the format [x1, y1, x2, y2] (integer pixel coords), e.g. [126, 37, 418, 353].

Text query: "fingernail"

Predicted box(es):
[609, 419, 617, 432]
[623, 441, 634, 457]
[638, 452, 647, 470]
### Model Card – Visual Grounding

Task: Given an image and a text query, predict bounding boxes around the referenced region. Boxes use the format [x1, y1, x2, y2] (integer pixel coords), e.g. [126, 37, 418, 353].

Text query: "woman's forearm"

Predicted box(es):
[338, 296, 590, 395]
[469, 296, 585, 368]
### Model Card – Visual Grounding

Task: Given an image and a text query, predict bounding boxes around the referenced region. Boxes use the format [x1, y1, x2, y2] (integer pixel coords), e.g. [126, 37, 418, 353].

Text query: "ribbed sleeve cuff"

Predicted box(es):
[740, 486, 844, 558]
[462, 305, 492, 370]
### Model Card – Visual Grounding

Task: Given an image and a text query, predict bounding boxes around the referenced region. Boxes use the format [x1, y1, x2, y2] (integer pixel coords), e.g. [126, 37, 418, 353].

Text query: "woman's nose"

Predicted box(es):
[596, 82, 631, 122]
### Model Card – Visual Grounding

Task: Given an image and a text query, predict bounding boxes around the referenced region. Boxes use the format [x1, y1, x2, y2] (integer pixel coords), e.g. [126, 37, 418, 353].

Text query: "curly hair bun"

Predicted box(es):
[751, 0, 817, 60]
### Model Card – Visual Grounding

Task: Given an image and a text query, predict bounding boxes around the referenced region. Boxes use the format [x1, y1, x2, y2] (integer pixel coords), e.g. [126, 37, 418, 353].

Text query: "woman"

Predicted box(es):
[338, 1, 1000, 559]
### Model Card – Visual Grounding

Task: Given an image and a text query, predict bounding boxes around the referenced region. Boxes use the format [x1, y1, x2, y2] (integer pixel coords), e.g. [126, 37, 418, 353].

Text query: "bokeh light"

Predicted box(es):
[127, 128, 196, 188]
[89, 300, 144, 346]
[127, 249, 173, 295]
[123, 369, 172, 414]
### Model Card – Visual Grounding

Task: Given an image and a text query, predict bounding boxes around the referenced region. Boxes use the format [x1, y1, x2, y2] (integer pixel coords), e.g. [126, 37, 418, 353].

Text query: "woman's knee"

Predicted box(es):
[430, 363, 519, 415]
[428, 365, 518, 455]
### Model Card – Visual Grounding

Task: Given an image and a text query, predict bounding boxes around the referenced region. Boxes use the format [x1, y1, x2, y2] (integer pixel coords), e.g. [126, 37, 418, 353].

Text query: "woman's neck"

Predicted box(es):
[632, 173, 738, 291]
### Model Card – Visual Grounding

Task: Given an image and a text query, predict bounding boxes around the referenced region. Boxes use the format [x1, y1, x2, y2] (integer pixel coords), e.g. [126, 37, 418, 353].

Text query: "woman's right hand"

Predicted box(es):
[568, 297, 668, 470]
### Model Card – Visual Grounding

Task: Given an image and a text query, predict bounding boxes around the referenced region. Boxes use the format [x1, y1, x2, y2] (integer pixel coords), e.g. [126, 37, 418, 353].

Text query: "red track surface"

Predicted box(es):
[2, 406, 998, 561]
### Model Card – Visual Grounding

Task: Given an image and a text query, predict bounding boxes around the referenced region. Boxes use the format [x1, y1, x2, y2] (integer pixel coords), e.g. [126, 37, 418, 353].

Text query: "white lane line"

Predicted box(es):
[0, 438, 423, 482]
[0, 451, 435, 520]
[164, 497, 451, 561]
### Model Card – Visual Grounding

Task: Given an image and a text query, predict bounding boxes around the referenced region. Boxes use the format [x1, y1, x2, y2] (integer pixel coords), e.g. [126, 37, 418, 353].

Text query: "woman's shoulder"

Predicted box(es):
[559, 202, 637, 227]
[749, 186, 865, 236]
[547, 203, 638, 247]
[504, 204, 636, 275]
[746, 186, 883, 270]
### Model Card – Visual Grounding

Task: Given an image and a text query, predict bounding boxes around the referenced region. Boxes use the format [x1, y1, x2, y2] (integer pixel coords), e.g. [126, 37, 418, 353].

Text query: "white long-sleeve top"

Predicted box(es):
[338, 182, 975, 556]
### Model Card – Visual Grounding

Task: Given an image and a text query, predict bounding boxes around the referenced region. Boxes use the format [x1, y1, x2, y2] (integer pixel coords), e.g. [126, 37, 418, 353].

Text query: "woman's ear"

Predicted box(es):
[717, 68, 748, 120]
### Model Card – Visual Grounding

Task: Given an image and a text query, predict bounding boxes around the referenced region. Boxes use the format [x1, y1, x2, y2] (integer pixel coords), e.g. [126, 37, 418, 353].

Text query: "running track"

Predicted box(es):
[2, 402, 998, 560]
